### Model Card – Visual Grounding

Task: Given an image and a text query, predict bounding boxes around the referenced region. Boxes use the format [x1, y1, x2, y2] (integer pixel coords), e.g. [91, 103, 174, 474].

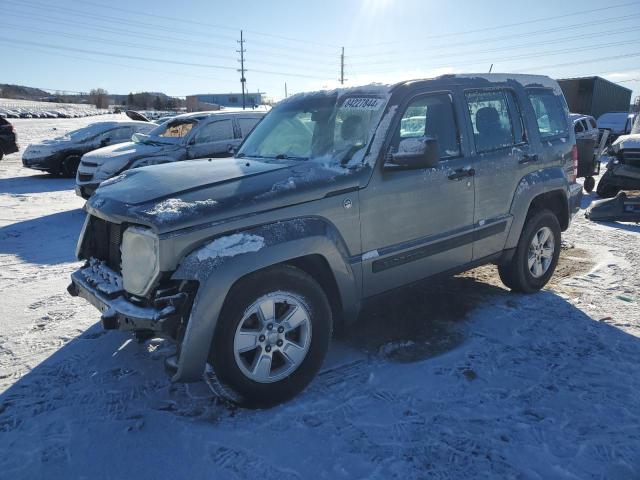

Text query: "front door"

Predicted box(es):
[360, 91, 475, 297]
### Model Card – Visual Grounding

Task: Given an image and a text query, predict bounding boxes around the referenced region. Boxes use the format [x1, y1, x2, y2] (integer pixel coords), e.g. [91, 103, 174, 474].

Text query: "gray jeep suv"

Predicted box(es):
[68, 74, 582, 407]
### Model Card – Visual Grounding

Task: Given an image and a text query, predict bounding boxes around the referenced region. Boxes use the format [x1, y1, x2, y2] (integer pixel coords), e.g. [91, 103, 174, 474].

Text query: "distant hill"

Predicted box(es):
[0, 84, 51, 100]
[0, 83, 184, 109]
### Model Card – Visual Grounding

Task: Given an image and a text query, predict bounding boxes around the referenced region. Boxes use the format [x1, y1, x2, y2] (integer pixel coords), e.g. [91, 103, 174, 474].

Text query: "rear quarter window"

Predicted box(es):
[527, 89, 569, 139]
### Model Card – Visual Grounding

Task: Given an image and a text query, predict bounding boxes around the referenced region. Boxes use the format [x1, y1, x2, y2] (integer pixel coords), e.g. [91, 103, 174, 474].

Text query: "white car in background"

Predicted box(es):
[597, 112, 638, 145]
[76, 110, 264, 198]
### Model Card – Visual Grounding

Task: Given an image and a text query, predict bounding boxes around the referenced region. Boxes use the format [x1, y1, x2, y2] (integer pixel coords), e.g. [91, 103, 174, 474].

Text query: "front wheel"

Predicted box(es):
[498, 209, 561, 293]
[209, 265, 332, 408]
[61, 155, 81, 178]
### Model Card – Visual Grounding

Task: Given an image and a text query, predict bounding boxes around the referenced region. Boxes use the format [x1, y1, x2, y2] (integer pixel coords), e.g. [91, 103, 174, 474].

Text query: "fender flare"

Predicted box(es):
[505, 168, 568, 249]
[169, 217, 359, 382]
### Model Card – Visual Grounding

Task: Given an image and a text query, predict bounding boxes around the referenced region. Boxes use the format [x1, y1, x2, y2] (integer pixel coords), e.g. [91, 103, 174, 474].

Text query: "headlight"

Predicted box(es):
[121, 226, 160, 296]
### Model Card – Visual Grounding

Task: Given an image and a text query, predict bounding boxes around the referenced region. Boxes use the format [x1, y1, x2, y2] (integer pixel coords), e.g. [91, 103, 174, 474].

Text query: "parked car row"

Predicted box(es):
[0, 105, 110, 119]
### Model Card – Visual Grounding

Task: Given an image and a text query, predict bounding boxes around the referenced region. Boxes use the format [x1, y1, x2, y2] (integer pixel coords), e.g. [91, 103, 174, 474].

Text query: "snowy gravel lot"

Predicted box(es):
[1, 116, 639, 479]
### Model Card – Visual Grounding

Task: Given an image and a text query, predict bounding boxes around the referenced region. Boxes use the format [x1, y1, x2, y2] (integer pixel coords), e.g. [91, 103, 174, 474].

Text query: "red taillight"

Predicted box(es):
[570, 144, 578, 183]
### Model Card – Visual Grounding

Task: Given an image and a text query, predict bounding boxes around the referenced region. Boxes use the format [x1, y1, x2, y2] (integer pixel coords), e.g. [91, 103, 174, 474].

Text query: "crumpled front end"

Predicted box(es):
[68, 214, 195, 337]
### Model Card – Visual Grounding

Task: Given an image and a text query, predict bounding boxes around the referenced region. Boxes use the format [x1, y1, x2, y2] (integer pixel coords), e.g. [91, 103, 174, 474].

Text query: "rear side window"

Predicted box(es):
[394, 93, 461, 158]
[237, 118, 260, 137]
[193, 119, 233, 144]
[466, 90, 516, 153]
[527, 89, 568, 138]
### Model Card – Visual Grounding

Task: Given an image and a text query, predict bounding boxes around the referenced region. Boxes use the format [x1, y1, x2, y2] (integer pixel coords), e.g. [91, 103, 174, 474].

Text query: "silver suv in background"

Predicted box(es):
[75, 111, 265, 198]
[69, 74, 581, 407]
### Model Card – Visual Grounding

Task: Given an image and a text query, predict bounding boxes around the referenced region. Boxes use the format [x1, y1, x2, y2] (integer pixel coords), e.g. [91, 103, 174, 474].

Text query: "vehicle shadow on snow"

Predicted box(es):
[1, 276, 639, 477]
[0, 174, 76, 195]
[0, 208, 85, 264]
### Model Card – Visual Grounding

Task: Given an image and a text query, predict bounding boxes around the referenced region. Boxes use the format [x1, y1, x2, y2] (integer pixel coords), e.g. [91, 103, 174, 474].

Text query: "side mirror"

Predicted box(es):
[100, 137, 111, 147]
[389, 137, 440, 169]
[228, 144, 236, 154]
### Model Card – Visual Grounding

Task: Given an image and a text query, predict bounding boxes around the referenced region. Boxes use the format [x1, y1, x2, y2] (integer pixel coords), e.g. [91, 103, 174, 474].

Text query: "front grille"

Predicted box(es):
[78, 173, 93, 182]
[88, 216, 123, 273]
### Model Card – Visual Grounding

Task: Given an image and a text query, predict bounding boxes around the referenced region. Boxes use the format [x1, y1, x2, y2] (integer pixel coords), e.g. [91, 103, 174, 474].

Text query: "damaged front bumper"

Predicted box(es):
[68, 259, 184, 334]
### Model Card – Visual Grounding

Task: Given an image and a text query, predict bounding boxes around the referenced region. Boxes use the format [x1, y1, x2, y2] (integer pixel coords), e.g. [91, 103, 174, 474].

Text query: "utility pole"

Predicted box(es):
[340, 47, 345, 85]
[237, 30, 247, 110]
[284, 82, 288, 98]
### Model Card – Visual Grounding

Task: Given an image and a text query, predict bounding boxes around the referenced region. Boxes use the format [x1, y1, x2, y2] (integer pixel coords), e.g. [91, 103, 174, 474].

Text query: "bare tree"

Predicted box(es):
[89, 88, 109, 109]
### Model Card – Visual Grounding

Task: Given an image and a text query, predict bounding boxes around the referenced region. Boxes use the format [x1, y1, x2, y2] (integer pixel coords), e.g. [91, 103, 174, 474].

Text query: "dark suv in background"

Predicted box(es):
[69, 74, 581, 407]
[0, 117, 19, 161]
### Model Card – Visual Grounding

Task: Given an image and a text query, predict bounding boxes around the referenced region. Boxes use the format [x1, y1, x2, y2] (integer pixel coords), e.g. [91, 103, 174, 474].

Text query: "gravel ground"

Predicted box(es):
[0, 116, 639, 479]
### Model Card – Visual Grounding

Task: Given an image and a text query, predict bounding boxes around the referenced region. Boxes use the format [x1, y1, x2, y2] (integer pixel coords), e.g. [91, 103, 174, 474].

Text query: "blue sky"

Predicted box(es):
[2, 0, 640, 101]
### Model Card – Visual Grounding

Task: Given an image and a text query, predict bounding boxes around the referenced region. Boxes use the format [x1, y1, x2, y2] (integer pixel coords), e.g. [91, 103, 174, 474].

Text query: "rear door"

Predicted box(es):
[186, 118, 235, 158]
[236, 116, 262, 139]
[463, 88, 535, 260]
[360, 90, 475, 297]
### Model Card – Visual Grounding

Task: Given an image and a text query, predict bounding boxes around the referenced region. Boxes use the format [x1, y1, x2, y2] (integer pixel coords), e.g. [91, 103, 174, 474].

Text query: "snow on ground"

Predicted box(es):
[1, 117, 640, 479]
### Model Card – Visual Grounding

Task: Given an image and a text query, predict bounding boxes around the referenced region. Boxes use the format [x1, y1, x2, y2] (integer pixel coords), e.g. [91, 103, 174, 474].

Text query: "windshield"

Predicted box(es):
[142, 119, 197, 144]
[236, 94, 387, 165]
[58, 124, 106, 142]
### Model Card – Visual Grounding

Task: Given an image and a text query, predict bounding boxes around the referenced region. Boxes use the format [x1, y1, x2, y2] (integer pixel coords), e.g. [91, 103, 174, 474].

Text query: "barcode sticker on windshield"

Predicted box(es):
[342, 98, 384, 110]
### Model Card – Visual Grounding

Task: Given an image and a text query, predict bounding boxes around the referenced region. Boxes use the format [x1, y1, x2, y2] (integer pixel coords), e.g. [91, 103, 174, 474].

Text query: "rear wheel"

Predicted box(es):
[208, 265, 332, 408]
[498, 209, 561, 293]
[61, 155, 81, 178]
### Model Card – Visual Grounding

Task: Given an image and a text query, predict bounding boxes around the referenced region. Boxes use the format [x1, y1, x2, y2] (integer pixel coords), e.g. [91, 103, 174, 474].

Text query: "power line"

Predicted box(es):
[347, 28, 640, 68]
[77, 0, 340, 50]
[349, 38, 640, 76]
[348, 13, 640, 60]
[0, 37, 332, 80]
[347, 0, 640, 48]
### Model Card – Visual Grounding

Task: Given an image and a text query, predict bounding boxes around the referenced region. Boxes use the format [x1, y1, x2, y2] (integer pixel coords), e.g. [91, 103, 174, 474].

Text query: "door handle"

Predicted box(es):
[448, 168, 475, 180]
[518, 154, 538, 164]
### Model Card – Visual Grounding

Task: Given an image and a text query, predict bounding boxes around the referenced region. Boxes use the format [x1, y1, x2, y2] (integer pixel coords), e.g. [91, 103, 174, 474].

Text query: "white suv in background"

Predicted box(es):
[570, 113, 599, 142]
[75, 110, 265, 198]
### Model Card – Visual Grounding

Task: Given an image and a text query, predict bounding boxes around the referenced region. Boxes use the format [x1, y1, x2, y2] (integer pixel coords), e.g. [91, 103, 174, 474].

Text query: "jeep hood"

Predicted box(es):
[87, 157, 363, 233]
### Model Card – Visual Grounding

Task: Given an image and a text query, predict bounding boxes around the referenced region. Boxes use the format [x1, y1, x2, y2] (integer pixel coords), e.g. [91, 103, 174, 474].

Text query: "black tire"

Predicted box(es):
[61, 155, 81, 178]
[209, 264, 332, 408]
[583, 176, 595, 193]
[498, 209, 561, 293]
[596, 172, 620, 198]
[0, 150, 4, 161]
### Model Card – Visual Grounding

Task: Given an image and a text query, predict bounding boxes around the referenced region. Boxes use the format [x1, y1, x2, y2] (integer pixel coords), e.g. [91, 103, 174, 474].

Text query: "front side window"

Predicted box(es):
[192, 119, 233, 144]
[237, 94, 386, 165]
[393, 93, 461, 158]
[466, 90, 516, 153]
[527, 89, 568, 138]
